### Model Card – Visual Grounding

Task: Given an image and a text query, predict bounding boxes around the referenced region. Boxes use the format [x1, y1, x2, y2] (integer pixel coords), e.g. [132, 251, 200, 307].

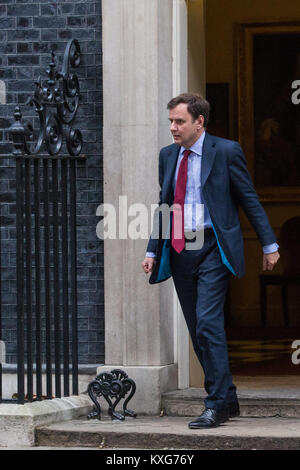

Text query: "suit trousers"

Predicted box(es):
[170, 228, 237, 411]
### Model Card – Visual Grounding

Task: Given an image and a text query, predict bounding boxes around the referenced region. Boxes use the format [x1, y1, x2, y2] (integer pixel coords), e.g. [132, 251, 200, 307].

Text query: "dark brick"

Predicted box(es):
[7, 29, 40, 41]
[73, 3, 89, 15]
[78, 305, 96, 317]
[33, 16, 66, 28]
[88, 91, 101, 102]
[0, 43, 16, 54]
[77, 192, 88, 203]
[16, 67, 33, 79]
[87, 16, 97, 27]
[0, 118, 11, 129]
[41, 29, 57, 41]
[8, 55, 39, 66]
[95, 104, 102, 116]
[0, 18, 15, 29]
[5, 93, 17, 104]
[78, 343, 88, 355]
[81, 54, 94, 66]
[58, 29, 74, 41]
[40, 54, 63, 67]
[78, 318, 89, 329]
[0, 104, 7, 116]
[67, 16, 86, 27]
[88, 342, 104, 355]
[86, 41, 101, 53]
[0, 69, 15, 80]
[17, 91, 33, 103]
[40, 4, 57, 16]
[78, 280, 97, 291]
[33, 42, 59, 54]
[95, 54, 102, 65]
[17, 17, 33, 28]
[58, 4, 74, 15]
[86, 66, 100, 78]
[77, 267, 90, 279]
[59, 28, 94, 40]
[0, 142, 11, 155]
[17, 43, 33, 54]
[89, 316, 104, 330]
[7, 80, 35, 92]
[0, 193, 15, 203]
[78, 79, 96, 92]
[81, 130, 97, 142]
[7, 4, 39, 16]
[1, 239, 15, 251]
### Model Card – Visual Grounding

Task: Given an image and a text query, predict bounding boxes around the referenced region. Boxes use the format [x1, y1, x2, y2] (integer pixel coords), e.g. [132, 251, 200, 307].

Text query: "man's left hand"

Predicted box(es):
[262, 251, 280, 271]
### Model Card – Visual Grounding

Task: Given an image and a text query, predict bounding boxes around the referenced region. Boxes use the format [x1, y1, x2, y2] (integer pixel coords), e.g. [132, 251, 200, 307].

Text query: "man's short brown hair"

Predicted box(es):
[167, 93, 210, 127]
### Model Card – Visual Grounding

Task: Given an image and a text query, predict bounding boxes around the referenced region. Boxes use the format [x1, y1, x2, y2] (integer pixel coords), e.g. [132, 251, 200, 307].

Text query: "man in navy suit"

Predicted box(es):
[142, 93, 280, 428]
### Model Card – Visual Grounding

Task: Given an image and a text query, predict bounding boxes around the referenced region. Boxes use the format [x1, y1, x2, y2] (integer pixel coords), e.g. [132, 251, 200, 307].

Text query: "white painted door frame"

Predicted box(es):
[172, 0, 189, 389]
[172, 0, 207, 389]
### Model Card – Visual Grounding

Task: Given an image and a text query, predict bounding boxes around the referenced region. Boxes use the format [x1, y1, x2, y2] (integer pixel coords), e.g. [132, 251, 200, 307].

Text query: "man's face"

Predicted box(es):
[169, 103, 204, 148]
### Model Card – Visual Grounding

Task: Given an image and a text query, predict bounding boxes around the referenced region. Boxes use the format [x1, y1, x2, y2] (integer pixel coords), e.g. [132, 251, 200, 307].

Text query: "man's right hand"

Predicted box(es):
[142, 257, 156, 274]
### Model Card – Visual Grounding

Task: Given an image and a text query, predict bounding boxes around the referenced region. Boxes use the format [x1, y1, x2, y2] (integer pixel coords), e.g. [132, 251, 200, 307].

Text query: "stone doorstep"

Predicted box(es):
[161, 388, 300, 418]
[161, 398, 300, 418]
[35, 416, 300, 450]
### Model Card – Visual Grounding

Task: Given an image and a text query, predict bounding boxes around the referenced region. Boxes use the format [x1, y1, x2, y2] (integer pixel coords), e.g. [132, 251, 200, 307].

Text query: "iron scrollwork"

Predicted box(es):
[87, 369, 137, 421]
[8, 39, 83, 157]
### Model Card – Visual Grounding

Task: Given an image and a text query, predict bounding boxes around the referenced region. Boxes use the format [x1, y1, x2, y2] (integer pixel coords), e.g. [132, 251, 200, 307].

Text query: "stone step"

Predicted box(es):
[161, 388, 300, 418]
[35, 416, 300, 450]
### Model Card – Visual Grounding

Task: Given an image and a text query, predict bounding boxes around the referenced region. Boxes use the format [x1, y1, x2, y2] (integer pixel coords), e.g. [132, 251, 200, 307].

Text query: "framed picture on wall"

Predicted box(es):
[236, 22, 300, 201]
[206, 83, 229, 139]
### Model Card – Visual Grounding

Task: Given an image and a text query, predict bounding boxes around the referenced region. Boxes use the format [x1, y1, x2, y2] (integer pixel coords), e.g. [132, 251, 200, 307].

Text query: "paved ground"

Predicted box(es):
[37, 415, 300, 437]
[35, 415, 300, 450]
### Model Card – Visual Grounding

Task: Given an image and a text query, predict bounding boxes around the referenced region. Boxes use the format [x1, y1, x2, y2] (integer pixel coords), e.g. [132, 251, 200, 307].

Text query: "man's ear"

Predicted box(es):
[196, 115, 204, 129]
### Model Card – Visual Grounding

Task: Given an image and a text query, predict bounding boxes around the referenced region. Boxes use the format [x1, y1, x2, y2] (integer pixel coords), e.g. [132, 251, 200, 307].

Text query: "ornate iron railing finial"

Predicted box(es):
[8, 39, 83, 158]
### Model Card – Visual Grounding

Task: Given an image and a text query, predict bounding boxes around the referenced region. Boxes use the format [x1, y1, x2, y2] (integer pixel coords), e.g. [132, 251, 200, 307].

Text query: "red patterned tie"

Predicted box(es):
[171, 149, 191, 253]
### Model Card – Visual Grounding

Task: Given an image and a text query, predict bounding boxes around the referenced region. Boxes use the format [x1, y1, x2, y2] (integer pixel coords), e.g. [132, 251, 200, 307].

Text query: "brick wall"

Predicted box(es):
[0, 0, 104, 364]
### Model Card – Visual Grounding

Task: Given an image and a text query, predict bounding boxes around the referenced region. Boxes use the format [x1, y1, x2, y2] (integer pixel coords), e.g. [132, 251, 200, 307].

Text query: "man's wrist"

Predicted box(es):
[263, 242, 279, 254]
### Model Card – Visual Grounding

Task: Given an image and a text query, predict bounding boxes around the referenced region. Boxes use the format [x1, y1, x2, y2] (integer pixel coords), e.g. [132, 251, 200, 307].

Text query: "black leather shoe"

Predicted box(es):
[188, 408, 229, 429]
[229, 401, 240, 418]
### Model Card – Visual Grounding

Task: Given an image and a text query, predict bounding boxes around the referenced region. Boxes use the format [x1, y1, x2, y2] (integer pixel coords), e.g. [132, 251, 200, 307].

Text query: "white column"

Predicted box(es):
[102, 0, 177, 414]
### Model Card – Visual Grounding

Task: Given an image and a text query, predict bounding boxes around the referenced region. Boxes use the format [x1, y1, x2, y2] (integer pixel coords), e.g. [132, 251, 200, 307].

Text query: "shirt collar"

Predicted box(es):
[180, 131, 206, 157]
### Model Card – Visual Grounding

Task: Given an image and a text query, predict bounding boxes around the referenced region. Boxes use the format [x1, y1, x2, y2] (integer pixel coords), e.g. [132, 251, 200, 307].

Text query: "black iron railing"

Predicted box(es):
[0, 39, 85, 404]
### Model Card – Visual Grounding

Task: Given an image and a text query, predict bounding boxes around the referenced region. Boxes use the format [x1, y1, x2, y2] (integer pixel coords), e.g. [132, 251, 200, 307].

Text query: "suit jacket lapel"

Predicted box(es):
[201, 132, 217, 187]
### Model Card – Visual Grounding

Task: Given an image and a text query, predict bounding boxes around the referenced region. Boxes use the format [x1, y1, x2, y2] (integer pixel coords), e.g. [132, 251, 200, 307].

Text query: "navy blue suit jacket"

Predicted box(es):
[147, 132, 277, 283]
